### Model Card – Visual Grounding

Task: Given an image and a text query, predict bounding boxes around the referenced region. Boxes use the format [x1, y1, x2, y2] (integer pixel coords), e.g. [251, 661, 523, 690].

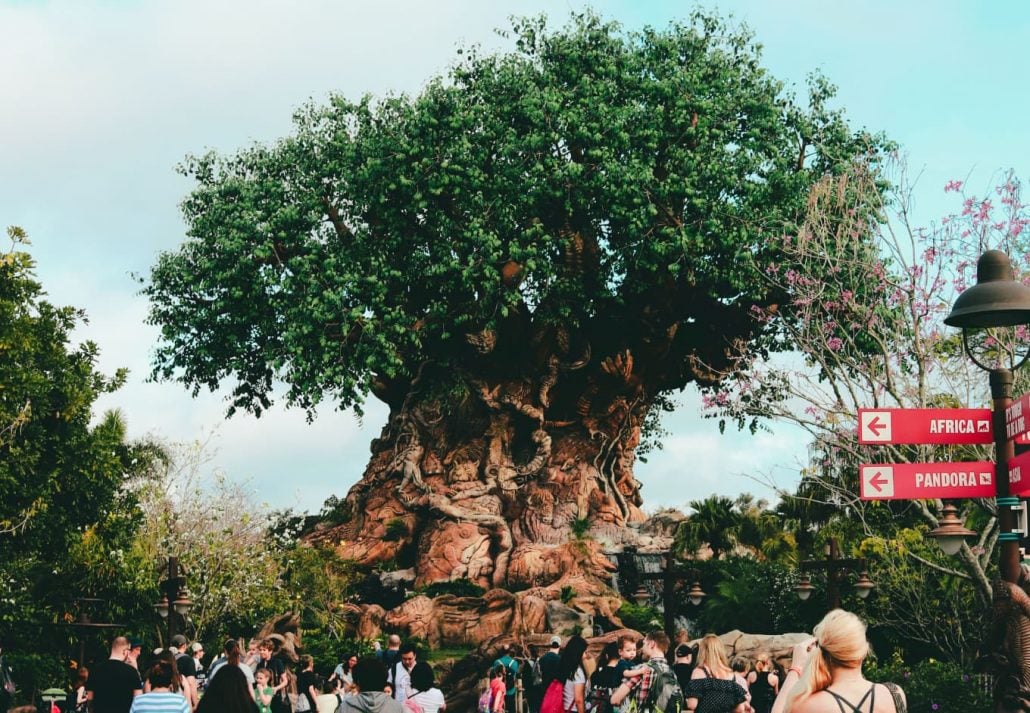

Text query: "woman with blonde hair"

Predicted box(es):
[772, 610, 906, 713]
[686, 634, 748, 712]
[747, 653, 779, 713]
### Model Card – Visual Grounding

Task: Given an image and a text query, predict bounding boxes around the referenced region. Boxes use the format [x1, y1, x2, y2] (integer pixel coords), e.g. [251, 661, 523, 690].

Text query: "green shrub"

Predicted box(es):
[616, 601, 661, 632]
[866, 655, 990, 712]
[560, 585, 575, 603]
[419, 579, 486, 598]
[383, 518, 407, 541]
[570, 517, 591, 539]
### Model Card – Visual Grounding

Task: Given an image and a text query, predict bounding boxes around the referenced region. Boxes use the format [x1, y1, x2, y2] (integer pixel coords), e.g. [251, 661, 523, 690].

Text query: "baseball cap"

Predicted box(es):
[129, 639, 143, 650]
[171, 634, 188, 647]
[549, 635, 561, 647]
[190, 642, 204, 653]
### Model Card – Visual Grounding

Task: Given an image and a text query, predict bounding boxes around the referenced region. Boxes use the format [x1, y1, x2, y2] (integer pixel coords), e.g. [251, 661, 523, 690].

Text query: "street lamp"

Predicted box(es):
[794, 538, 874, 610]
[686, 579, 707, 607]
[929, 504, 978, 556]
[154, 556, 192, 646]
[943, 249, 1030, 706]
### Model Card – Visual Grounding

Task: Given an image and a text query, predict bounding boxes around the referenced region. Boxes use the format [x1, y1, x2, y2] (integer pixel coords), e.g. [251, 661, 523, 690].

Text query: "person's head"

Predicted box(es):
[258, 640, 274, 659]
[170, 634, 188, 652]
[400, 645, 417, 670]
[299, 655, 314, 671]
[410, 662, 435, 692]
[387, 634, 401, 650]
[731, 657, 748, 674]
[618, 636, 636, 661]
[191, 642, 204, 659]
[323, 678, 338, 694]
[600, 642, 620, 668]
[110, 636, 130, 659]
[754, 652, 772, 672]
[491, 664, 504, 680]
[200, 661, 255, 713]
[255, 668, 271, 687]
[642, 631, 670, 661]
[549, 635, 561, 651]
[352, 657, 389, 694]
[558, 635, 588, 681]
[343, 653, 358, 672]
[73, 666, 89, 688]
[224, 639, 243, 667]
[784, 610, 870, 712]
[696, 634, 730, 671]
[128, 639, 143, 662]
[674, 644, 693, 663]
[383, 682, 394, 696]
[147, 661, 175, 689]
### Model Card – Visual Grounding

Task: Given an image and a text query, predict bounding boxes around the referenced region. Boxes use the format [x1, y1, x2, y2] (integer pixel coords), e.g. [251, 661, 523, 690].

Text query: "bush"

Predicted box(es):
[383, 518, 407, 541]
[419, 579, 486, 598]
[616, 601, 661, 632]
[866, 655, 990, 712]
[560, 586, 575, 604]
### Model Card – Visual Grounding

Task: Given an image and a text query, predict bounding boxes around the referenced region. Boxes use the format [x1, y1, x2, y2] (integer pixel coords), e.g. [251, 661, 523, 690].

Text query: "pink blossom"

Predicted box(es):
[944, 180, 963, 192]
[827, 337, 844, 351]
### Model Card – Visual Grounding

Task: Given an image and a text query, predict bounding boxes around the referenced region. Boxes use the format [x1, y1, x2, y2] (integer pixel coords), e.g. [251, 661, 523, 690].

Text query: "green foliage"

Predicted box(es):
[686, 556, 818, 636]
[866, 655, 990, 712]
[146, 12, 880, 418]
[616, 601, 662, 632]
[560, 586, 575, 604]
[383, 518, 408, 542]
[418, 579, 486, 599]
[569, 517, 591, 540]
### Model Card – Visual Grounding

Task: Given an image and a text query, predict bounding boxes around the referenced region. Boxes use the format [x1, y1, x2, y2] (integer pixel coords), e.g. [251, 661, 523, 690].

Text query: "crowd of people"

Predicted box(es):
[0, 609, 905, 713]
[479, 610, 905, 713]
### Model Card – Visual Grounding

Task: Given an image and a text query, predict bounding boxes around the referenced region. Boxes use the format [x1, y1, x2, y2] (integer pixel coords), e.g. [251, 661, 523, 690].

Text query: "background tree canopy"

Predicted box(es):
[146, 12, 883, 419]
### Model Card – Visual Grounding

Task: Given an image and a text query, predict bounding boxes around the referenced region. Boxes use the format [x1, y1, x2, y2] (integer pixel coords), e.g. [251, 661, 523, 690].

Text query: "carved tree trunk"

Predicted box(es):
[312, 345, 654, 596]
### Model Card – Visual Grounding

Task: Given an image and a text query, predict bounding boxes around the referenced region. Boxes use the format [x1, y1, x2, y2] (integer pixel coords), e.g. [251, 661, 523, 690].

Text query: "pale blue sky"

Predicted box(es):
[2, 0, 1028, 513]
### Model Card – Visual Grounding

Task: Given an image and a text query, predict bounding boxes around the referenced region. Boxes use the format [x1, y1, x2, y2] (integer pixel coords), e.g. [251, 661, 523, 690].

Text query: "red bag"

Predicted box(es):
[539, 679, 565, 713]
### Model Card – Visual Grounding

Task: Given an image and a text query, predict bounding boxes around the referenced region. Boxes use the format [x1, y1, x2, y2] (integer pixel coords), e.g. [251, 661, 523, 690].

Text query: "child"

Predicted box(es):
[254, 668, 279, 713]
[730, 657, 750, 695]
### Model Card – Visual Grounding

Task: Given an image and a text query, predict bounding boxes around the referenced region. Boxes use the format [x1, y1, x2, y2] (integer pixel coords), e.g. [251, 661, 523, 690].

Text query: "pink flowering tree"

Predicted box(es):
[698, 158, 1030, 660]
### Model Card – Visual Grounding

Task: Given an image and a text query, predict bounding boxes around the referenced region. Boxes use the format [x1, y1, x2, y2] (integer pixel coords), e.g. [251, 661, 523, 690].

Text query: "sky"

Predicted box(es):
[3, 0, 1030, 515]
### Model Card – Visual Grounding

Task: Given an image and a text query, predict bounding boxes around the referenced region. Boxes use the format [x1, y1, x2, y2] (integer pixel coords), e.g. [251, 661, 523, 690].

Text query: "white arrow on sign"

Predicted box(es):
[861, 465, 894, 498]
[860, 411, 893, 443]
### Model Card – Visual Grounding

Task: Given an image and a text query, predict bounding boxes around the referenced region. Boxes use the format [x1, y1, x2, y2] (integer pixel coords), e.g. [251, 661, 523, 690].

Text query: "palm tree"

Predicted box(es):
[676, 495, 739, 559]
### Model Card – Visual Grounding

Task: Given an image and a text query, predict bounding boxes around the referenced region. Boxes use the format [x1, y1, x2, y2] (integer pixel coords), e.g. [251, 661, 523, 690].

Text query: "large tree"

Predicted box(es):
[146, 13, 880, 594]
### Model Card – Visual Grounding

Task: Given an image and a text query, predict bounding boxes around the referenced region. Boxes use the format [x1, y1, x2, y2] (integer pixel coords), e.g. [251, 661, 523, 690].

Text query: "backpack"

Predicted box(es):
[531, 658, 544, 687]
[588, 684, 615, 713]
[644, 660, 684, 713]
[539, 679, 564, 713]
[494, 657, 517, 693]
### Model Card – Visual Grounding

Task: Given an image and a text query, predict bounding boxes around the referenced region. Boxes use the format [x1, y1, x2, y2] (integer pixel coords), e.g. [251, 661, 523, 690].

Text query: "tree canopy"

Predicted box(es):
[146, 12, 882, 418]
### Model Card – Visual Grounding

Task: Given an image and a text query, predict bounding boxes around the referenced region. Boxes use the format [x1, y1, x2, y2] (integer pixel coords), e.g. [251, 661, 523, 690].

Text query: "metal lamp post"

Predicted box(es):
[794, 537, 874, 610]
[942, 250, 1030, 709]
[154, 557, 192, 647]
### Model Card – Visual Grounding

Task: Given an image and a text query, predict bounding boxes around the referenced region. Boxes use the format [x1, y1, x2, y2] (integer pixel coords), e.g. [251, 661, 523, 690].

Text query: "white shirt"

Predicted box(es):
[562, 667, 586, 710]
[410, 688, 445, 713]
[391, 664, 412, 701]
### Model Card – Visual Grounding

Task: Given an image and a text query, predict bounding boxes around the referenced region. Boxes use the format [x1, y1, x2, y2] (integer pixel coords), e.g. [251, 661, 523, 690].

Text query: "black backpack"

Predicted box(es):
[644, 660, 684, 713]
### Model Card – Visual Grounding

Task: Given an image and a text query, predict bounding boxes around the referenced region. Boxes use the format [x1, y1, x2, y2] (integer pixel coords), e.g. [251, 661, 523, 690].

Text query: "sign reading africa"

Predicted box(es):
[859, 462, 996, 500]
[858, 408, 992, 445]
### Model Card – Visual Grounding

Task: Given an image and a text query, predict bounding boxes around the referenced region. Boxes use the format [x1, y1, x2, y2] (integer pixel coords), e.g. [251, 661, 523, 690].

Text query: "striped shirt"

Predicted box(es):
[129, 691, 191, 713]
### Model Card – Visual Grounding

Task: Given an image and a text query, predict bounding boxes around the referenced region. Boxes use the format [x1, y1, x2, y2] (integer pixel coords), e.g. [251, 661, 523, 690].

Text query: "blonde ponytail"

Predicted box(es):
[781, 610, 869, 712]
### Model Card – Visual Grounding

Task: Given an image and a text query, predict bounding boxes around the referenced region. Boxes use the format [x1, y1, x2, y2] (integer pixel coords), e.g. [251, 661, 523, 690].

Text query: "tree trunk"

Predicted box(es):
[312, 364, 652, 595]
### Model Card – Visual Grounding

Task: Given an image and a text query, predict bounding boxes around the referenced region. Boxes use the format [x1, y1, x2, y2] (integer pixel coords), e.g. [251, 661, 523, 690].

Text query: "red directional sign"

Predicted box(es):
[859, 462, 996, 500]
[1007, 393, 1030, 441]
[1009, 450, 1030, 497]
[858, 408, 992, 445]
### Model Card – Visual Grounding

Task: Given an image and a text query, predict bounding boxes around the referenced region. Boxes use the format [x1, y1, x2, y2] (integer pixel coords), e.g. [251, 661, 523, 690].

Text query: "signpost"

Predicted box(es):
[858, 408, 992, 445]
[1009, 450, 1030, 498]
[859, 462, 996, 500]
